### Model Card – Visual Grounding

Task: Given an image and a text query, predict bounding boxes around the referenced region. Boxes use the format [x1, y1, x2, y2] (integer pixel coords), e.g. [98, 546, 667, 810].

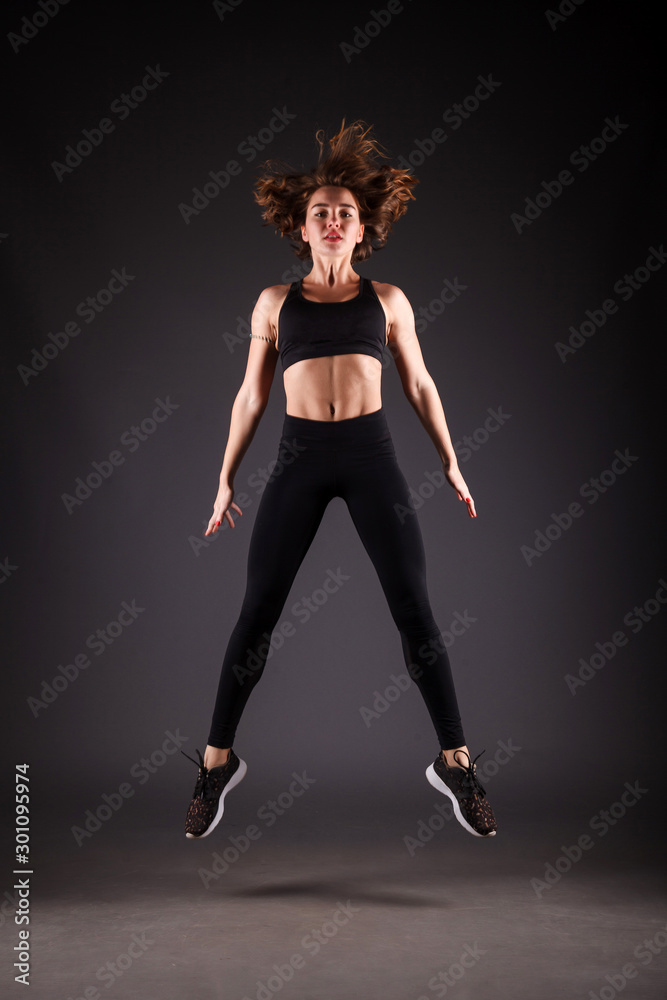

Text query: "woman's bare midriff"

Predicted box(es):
[283, 354, 383, 420]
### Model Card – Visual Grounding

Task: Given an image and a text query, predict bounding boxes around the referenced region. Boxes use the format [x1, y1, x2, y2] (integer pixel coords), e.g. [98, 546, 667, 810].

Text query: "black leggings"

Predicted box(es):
[208, 406, 465, 752]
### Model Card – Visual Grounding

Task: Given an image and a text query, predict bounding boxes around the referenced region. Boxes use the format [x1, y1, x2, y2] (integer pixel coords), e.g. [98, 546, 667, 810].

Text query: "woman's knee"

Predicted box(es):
[391, 597, 439, 637]
[236, 594, 284, 633]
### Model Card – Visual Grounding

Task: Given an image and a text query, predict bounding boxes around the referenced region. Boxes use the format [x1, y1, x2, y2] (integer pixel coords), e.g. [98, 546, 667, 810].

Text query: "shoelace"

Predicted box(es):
[181, 748, 225, 801]
[450, 748, 488, 799]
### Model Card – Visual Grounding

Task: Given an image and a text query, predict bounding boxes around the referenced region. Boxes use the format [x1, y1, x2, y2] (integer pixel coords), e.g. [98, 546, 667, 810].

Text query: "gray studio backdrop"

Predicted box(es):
[2, 0, 664, 852]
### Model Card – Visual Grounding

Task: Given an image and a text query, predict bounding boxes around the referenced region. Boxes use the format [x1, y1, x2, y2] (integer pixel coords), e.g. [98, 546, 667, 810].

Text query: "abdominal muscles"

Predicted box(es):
[284, 354, 383, 421]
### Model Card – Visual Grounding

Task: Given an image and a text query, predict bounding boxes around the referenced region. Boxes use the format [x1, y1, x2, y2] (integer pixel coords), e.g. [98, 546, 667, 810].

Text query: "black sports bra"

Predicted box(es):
[277, 277, 387, 372]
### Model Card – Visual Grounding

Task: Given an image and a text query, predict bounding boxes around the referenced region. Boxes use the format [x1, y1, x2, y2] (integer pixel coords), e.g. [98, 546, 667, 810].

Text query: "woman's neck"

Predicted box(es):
[305, 256, 359, 289]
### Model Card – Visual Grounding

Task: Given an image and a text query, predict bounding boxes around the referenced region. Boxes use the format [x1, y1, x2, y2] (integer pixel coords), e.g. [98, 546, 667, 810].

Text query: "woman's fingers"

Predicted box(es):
[204, 502, 243, 536]
[224, 503, 243, 528]
[457, 483, 476, 518]
[464, 495, 477, 518]
[446, 468, 477, 519]
[224, 504, 243, 528]
[204, 517, 218, 536]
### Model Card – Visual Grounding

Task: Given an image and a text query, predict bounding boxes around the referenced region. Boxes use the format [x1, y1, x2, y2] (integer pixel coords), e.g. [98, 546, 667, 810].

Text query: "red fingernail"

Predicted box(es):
[466, 497, 471, 502]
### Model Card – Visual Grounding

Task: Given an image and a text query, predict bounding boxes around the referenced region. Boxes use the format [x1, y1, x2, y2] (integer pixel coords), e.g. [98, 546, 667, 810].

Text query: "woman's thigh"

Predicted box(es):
[338, 444, 437, 631]
[242, 440, 334, 616]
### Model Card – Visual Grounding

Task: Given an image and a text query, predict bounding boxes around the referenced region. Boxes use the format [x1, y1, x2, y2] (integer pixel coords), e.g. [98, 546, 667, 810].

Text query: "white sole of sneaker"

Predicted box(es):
[425, 763, 496, 838]
[186, 757, 248, 840]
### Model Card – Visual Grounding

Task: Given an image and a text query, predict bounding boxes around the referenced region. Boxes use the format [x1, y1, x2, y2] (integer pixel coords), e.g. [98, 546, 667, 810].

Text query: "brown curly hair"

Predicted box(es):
[253, 119, 418, 262]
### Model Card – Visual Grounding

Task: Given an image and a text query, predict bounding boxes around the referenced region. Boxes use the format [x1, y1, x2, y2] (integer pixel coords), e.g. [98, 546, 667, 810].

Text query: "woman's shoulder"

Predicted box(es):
[252, 282, 294, 317]
[369, 279, 408, 296]
[369, 280, 411, 312]
[256, 281, 294, 302]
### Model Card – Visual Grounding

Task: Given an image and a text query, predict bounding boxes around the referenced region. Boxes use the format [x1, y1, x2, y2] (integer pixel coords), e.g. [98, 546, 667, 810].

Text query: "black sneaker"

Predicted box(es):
[181, 748, 247, 839]
[426, 749, 497, 838]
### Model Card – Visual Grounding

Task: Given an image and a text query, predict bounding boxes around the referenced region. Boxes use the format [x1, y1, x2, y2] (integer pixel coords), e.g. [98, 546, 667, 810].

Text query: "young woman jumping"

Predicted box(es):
[181, 120, 497, 841]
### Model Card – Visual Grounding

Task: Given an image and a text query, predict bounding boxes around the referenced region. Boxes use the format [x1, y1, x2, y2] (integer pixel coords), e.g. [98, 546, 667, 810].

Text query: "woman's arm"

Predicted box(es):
[205, 286, 281, 535]
[379, 282, 477, 519]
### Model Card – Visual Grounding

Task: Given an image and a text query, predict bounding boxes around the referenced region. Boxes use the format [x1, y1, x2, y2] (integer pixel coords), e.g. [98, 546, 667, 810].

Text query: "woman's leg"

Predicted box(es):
[206, 436, 333, 755]
[339, 437, 466, 753]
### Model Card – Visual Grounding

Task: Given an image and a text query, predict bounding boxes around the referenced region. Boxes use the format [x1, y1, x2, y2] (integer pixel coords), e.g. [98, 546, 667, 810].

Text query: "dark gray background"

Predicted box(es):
[1, 3, 665, 993]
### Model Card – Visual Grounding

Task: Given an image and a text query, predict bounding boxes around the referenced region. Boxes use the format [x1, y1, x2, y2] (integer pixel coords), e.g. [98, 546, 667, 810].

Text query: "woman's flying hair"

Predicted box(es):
[253, 119, 418, 262]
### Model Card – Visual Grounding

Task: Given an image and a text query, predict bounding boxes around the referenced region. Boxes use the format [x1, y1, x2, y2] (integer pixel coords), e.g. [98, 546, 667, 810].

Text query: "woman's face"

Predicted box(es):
[301, 186, 364, 258]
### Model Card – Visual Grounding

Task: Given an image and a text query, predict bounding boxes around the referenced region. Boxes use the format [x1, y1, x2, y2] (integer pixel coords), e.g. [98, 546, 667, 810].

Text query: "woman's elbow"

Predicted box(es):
[402, 373, 433, 401]
[237, 382, 270, 413]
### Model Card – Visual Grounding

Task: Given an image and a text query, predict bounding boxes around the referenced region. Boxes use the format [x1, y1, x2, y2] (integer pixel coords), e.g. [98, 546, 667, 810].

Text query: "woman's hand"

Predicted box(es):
[444, 465, 477, 518]
[205, 483, 243, 535]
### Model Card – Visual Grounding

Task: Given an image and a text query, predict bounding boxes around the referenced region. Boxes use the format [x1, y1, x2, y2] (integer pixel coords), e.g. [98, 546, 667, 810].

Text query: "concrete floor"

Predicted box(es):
[9, 793, 666, 1000]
